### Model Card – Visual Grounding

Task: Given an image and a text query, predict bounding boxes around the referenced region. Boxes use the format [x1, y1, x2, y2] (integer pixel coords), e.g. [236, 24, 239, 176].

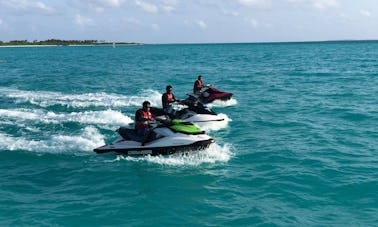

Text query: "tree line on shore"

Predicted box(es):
[0, 39, 140, 46]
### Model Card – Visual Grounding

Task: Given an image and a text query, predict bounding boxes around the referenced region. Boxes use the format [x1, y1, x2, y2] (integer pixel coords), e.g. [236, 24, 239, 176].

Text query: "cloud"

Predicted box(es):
[122, 17, 160, 32]
[311, 0, 338, 10]
[0, 0, 55, 14]
[135, 0, 159, 13]
[287, 0, 305, 3]
[222, 9, 239, 17]
[100, 0, 124, 7]
[360, 10, 372, 17]
[0, 17, 10, 31]
[123, 17, 142, 25]
[287, 0, 339, 10]
[161, 0, 177, 13]
[75, 14, 94, 26]
[238, 0, 271, 8]
[247, 18, 259, 28]
[161, 5, 174, 13]
[244, 17, 271, 29]
[67, 0, 124, 13]
[151, 23, 160, 30]
[185, 19, 207, 30]
[194, 19, 207, 29]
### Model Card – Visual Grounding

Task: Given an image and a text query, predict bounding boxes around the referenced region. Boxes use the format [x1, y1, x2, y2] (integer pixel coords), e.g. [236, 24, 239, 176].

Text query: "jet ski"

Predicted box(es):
[93, 119, 214, 156]
[150, 99, 225, 123]
[186, 85, 233, 104]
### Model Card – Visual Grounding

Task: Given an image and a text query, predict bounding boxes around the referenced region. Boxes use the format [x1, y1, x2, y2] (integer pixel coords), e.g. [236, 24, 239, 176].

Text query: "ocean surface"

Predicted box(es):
[0, 42, 377, 226]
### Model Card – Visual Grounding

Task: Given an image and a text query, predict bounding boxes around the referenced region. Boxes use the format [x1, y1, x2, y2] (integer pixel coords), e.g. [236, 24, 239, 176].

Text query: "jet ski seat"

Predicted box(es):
[116, 127, 144, 142]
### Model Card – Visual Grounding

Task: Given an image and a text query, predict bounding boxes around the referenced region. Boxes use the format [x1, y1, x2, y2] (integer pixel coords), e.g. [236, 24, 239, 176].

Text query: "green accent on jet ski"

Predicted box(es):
[169, 119, 203, 134]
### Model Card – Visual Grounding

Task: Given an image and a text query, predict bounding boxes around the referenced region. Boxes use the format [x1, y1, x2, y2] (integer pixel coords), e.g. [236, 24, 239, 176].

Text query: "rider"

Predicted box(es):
[134, 101, 155, 145]
[162, 85, 181, 118]
[193, 75, 204, 95]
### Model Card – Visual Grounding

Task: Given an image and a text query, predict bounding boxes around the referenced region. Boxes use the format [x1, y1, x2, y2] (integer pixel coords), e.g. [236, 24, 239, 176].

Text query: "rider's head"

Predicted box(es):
[166, 85, 172, 93]
[142, 101, 151, 111]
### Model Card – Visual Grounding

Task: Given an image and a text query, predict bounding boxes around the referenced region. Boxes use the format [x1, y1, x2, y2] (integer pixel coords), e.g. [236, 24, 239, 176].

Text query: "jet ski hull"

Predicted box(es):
[150, 106, 224, 123]
[94, 138, 214, 156]
[94, 123, 215, 156]
[186, 86, 233, 104]
[206, 92, 233, 103]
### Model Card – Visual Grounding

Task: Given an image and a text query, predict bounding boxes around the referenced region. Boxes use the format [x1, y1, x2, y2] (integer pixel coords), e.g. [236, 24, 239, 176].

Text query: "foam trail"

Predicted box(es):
[0, 88, 162, 108]
[112, 143, 233, 166]
[207, 98, 238, 108]
[0, 126, 104, 153]
[0, 109, 133, 126]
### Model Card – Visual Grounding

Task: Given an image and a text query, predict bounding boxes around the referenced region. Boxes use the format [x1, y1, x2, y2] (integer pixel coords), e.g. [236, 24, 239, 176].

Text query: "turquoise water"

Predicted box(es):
[0, 42, 377, 226]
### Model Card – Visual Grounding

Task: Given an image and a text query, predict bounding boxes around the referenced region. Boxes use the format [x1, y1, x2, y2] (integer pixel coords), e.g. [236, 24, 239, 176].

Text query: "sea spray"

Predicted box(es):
[0, 108, 133, 126]
[1, 88, 163, 108]
[110, 143, 233, 166]
[207, 98, 238, 108]
[0, 126, 104, 153]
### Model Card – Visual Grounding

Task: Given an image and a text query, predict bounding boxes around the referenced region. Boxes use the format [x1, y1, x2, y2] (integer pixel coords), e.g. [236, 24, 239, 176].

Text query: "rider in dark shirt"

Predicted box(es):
[162, 85, 180, 118]
[193, 75, 204, 94]
[134, 101, 155, 145]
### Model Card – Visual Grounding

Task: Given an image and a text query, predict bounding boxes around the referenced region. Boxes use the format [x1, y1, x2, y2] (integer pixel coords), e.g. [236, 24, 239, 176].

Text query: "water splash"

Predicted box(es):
[207, 98, 238, 108]
[111, 143, 233, 166]
[0, 108, 133, 126]
[193, 113, 232, 131]
[0, 88, 162, 108]
[0, 126, 104, 153]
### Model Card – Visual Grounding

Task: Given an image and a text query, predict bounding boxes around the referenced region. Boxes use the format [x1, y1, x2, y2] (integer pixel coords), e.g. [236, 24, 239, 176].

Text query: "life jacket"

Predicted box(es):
[135, 109, 152, 130]
[163, 93, 174, 109]
[167, 93, 173, 103]
[193, 79, 203, 93]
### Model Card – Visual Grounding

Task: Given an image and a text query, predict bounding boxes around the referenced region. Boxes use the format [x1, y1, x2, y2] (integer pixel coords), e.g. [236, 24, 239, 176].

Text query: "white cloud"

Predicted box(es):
[151, 23, 160, 30]
[67, 0, 124, 13]
[287, 0, 339, 10]
[161, 5, 174, 13]
[123, 17, 142, 25]
[311, 0, 338, 10]
[245, 17, 272, 29]
[122, 17, 160, 31]
[247, 18, 259, 28]
[135, 0, 159, 13]
[238, 0, 271, 8]
[222, 9, 239, 17]
[287, 0, 305, 3]
[0, 17, 10, 31]
[161, 0, 177, 13]
[100, 0, 124, 7]
[92, 6, 104, 13]
[75, 14, 93, 26]
[360, 10, 372, 17]
[1, 0, 55, 14]
[194, 19, 207, 29]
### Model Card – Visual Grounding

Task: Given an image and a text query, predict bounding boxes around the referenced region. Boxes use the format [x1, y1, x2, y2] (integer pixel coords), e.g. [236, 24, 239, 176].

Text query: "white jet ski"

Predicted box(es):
[150, 100, 225, 124]
[94, 119, 214, 156]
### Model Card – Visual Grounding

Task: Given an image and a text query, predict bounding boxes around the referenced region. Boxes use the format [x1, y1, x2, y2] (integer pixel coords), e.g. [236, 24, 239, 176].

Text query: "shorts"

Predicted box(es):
[164, 106, 176, 115]
[136, 127, 151, 136]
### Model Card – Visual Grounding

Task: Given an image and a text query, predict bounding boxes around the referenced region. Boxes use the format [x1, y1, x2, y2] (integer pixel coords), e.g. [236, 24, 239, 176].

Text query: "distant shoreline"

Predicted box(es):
[157, 39, 378, 45]
[0, 39, 143, 47]
[0, 43, 143, 48]
[1, 39, 377, 47]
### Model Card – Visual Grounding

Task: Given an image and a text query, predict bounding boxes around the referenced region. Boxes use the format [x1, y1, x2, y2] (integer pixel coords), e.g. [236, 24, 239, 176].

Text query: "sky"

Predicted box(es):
[0, 0, 378, 43]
